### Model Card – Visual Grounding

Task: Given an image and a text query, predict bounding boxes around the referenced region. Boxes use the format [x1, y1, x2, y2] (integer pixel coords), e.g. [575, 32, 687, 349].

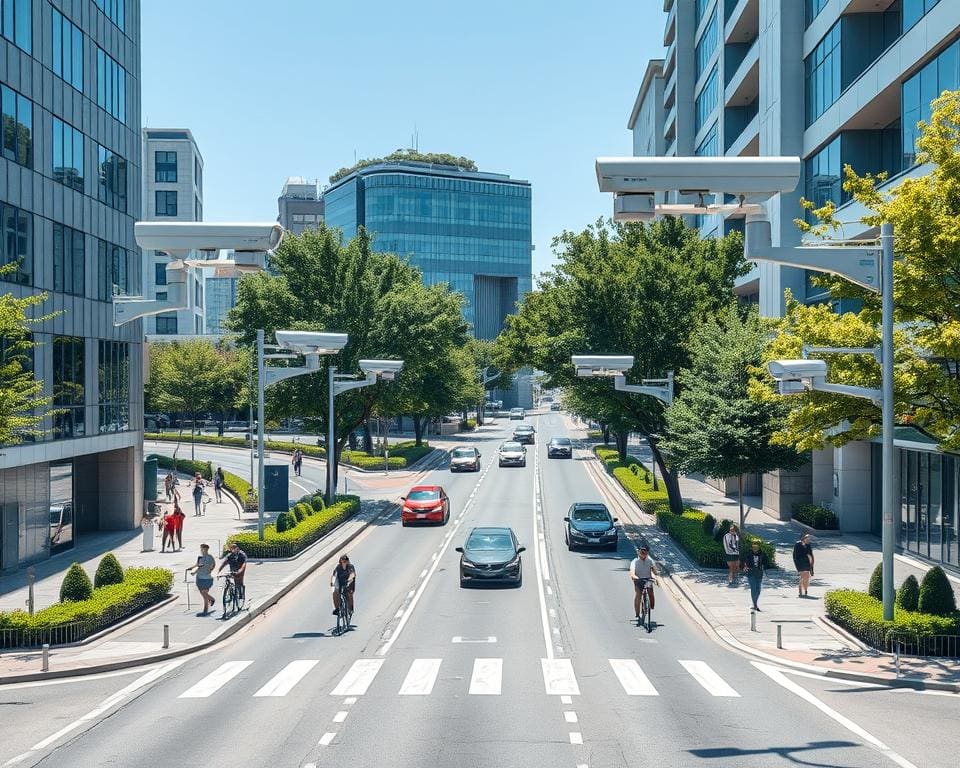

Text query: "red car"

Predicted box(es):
[401, 485, 451, 526]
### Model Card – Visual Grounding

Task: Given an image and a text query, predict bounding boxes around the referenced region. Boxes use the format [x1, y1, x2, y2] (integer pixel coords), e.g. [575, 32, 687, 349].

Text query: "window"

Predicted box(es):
[2, 84, 33, 168]
[52, 118, 84, 192]
[97, 145, 128, 212]
[98, 340, 129, 433]
[155, 150, 177, 183]
[52, 335, 85, 439]
[695, 65, 719, 133]
[195, 156, 202, 193]
[94, 0, 124, 31]
[805, 22, 841, 126]
[53, 223, 84, 296]
[695, 122, 719, 157]
[1, 202, 32, 285]
[903, 0, 940, 33]
[154, 262, 167, 286]
[695, 0, 711, 28]
[695, 8, 718, 80]
[155, 190, 177, 217]
[902, 35, 959, 168]
[805, 0, 829, 27]
[98, 240, 129, 300]
[52, 8, 83, 91]
[96, 46, 127, 123]
[155, 314, 177, 334]
[0, 0, 31, 52]
[804, 136, 843, 219]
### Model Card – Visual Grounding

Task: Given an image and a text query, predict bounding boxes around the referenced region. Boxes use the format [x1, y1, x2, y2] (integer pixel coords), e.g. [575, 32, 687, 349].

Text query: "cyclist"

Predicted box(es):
[629, 544, 658, 620]
[217, 542, 248, 600]
[331, 554, 356, 616]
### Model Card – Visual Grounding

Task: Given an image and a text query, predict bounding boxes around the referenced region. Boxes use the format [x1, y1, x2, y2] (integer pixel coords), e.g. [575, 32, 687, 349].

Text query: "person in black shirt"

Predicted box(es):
[217, 543, 248, 600]
[740, 540, 770, 611]
[792, 533, 814, 597]
[331, 554, 356, 615]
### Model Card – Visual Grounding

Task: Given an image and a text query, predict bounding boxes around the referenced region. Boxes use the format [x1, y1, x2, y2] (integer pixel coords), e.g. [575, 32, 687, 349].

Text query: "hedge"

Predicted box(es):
[0, 567, 174, 647]
[824, 589, 960, 647]
[792, 503, 839, 530]
[154, 454, 212, 480]
[226, 495, 361, 558]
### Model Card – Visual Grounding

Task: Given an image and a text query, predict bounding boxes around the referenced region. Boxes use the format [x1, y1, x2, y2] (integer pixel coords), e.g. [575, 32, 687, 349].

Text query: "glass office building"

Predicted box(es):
[204, 276, 238, 335]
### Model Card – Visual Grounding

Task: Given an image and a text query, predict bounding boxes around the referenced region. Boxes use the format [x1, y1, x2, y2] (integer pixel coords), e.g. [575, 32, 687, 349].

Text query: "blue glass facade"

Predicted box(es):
[205, 276, 238, 335]
[902, 31, 959, 168]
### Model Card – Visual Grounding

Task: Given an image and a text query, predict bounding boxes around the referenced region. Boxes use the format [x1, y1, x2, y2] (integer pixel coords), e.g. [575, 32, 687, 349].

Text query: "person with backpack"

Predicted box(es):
[792, 533, 815, 597]
[213, 467, 225, 503]
[740, 540, 771, 611]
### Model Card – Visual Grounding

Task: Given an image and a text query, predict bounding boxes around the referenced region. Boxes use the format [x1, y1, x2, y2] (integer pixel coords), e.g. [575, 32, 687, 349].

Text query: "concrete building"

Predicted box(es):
[0, 0, 144, 569]
[141, 128, 204, 335]
[636, 0, 960, 569]
[277, 176, 323, 235]
[323, 158, 534, 407]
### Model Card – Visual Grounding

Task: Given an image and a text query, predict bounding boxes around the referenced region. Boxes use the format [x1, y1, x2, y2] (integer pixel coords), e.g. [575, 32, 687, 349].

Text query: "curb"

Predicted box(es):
[0, 502, 396, 685]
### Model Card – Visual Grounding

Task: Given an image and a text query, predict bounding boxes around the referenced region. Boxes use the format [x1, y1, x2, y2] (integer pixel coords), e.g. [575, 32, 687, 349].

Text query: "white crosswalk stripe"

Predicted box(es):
[469, 658, 502, 695]
[398, 659, 443, 695]
[678, 660, 740, 697]
[330, 659, 384, 697]
[609, 659, 659, 696]
[253, 659, 319, 697]
[541, 658, 580, 695]
[178, 660, 253, 698]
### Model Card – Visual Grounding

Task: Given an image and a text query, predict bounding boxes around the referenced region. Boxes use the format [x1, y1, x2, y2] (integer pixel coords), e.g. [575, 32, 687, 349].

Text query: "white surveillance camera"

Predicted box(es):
[767, 359, 829, 382]
[274, 330, 349, 355]
[571, 355, 634, 377]
[135, 222, 285, 256]
[613, 194, 656, 223]
[595, 156, 801, 198]
[359, 359, 404, 379]
[778, 379, 808, 396]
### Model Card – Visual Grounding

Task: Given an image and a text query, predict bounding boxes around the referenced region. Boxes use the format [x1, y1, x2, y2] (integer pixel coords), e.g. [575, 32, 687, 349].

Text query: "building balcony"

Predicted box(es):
[664, 102, 678, 143]
[664, 0, 676, 46]
[724, 0, 758, 45]
[725, 39, 759, 106]
[664, 38, 677, 81]
[664, 66, 678, 109]
[726, 112, 760, 156]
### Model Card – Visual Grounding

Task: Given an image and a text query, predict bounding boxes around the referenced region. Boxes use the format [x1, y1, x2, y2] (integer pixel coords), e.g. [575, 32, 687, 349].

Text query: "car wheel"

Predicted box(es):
[402, 520, 409, 527]
[459, 575, 467, 588]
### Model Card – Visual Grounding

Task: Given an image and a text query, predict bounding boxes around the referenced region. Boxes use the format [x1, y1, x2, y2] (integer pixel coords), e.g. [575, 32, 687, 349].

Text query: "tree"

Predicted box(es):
[660, 305, 803, 528]
[496, 217, 747, 514]
[763, 91, 960, 453]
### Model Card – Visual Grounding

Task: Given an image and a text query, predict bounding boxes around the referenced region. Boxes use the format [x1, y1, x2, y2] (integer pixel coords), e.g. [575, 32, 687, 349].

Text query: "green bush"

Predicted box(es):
[275, 511, 295, 533]
[824, 589, 960, 647]
[701, 513, 716, 536]
[94, 554, 124, 589]
[153, 455, 212, 480]
[713, 519, 733, 544]
[896, 574, 920, 612]
[222, 469, 255, 502]
[226, 496, 361, 558]
[311, 495, 326, 513]
[792, 503, 839, 530]
[293, 503, 311, 522]
[919, 566, 958, 616]
[654, 509, 776, 570]
[60, 563, 94, 602]
[868, 562, 883, 601]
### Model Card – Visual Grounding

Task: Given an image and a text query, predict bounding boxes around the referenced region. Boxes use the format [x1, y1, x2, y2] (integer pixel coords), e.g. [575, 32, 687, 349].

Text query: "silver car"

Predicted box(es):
[450, 446, 482, 472]
[509, 407, 525, 420]
[498, 440, 527, 467]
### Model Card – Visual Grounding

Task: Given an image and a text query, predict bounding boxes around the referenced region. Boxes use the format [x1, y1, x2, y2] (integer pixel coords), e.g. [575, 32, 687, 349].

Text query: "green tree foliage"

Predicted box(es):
[60, 563, 94, 602]
[918, 565, 957, 616]
[93, 553, 125, 588]
[661, 305, 803, 528]
[896, 574, 920, 612]
[329, 150, 477, 183]
[868, 562, 883, 601]
[495, 218, 747, 514]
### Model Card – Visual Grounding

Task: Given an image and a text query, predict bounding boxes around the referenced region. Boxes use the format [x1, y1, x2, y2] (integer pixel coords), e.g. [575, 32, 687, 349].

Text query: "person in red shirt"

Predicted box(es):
[161, 506, 177, 553]
[173, 503, 186, 551]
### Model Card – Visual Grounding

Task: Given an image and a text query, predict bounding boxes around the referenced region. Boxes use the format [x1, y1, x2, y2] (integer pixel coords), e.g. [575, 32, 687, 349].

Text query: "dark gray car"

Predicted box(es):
[456, 526, 525, 587]
[564, 502, 619, 551]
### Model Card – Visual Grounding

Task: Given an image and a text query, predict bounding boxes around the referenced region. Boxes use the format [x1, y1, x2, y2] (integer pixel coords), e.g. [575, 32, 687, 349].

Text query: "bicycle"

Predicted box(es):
[220, 573, 246, 618]
[635, 577, 656, 632]
[335, 583, 353, 635]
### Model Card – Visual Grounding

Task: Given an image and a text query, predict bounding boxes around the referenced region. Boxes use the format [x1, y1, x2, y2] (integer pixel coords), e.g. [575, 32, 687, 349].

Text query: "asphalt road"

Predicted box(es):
[2, 415, 957, 768]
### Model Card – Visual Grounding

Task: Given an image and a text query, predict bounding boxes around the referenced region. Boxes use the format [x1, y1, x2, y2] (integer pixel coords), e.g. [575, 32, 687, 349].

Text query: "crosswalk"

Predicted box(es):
[176, 655, 745, 701]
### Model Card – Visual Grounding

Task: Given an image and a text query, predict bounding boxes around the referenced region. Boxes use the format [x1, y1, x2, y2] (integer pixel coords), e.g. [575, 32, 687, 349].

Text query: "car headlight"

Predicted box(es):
[461, 558, 477, 568]
[506, 554, 521, 567]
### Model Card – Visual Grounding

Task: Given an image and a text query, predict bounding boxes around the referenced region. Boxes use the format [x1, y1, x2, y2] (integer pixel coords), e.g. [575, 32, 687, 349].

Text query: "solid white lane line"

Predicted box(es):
[178, 660, 253, 698]
[333, 711, 348, 723]
[394, 609, 404, 619]
[318, 732, 336, 746]
[419, 569, 428, 579]
[531, 447, 555, 660]
[330, 659, 385, 696]
[398, 659, 442, 695]
[678, 660, 740, 698]
[469, 658, 503, 695]
[609, 659, 659, 696]
[564, 711, 578, 723]
[570, 732, 583, 745]
[541, 658, 580, 695]
[451, 636, 496, 643]
[253, 659, 319, 697]
[753, 662, 919, 768]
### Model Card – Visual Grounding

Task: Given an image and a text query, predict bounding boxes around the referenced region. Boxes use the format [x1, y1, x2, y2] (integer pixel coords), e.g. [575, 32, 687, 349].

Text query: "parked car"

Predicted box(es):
[509, 407, 525, 420]
[49, 502, 73, 549]
[498, 441, 527, 467]
[564, 502, 619, 551]
[512, 424, 536, 445]
[547, 437, 572, 458]
[400, 485, 450, 526]
[144, 413, 170, 431]
[550, 402, 562, 412]
[456, 526, 525, 587]
[450, 446, 482, 472]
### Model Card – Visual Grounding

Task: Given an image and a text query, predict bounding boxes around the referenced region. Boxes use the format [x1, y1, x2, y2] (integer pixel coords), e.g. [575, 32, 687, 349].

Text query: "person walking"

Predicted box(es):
[723, 524, 741, 584]
[160, 506, 177, 553]
[173, 502, 186, 551]
[213, 467, 224, 504]
[792, 533, 815, 597]
[292, 448, 303, 477]
[189, 543, 217, 615]
[740, 540, 771, 611]
[192, 472, 205, 517]
[163, 472, 175, 501]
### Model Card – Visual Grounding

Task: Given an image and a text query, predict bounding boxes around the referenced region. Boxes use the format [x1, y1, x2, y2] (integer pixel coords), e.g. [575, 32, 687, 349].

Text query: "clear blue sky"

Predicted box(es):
[141, 1, 665, 277]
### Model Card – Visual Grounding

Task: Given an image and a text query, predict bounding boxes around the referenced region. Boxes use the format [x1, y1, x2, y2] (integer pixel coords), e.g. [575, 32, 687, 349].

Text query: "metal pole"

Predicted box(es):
[162, 623, 170, 649]
[26, 567, 35, 616]
[776, 623, 783, 649]
[383, 417, 388, 475]
[41, 643, 49, 672]
[750, 610, 756, 632]
[257, 330, 265, 541]
[249, 347, 254, 490]
[327, 364, 336, 506]
[881, 222, 895, 621]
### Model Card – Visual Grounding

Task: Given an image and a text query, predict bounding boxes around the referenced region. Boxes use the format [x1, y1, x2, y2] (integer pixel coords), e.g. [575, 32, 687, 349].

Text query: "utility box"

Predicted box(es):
[264, 464, 289, 513]
[144, 456, 159, 500]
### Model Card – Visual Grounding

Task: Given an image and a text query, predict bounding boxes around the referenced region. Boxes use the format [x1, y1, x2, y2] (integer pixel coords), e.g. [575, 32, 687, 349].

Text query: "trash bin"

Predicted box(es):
[141, 517, 155, 552]
[144, 455, 159, 500]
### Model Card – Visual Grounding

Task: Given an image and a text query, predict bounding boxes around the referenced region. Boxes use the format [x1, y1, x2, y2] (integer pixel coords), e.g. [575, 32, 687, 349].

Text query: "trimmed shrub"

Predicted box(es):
[153, 455, 212, 480]
[655, 509, 776, 570]
[222, 469, 255, 502]
[701, 513, 716, 537]
[713, 519, 733, 544]
[293, 503, 311, 522]
[275, 511, 296, 533]
[94, 553, 124, 589]
[919, 566, 958, 617]
[310, 495, 326, 513]
[896, 574, 920, 612]
[60, 563, 94, 603]
[868, 562, 883, 601]
[792, 503, 839, 530]
[226, 496, 361, 558]
[824, 589, 959, 648]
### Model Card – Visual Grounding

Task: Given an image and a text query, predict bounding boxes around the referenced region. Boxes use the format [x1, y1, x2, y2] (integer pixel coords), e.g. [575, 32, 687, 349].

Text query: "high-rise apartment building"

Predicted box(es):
[0, 0, 143, 569]
[277, 176, 323, 235]
[636, 0, 960, 568]
[323, 158, 533, 407]
[141, 128, 204, 335]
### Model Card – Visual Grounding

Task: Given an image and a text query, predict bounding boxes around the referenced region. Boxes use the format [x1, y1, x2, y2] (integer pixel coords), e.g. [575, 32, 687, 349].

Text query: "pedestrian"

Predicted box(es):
[217, 542, 248, 601]
[192, 472, 205, 516]
[163, 471, 175, 501]
[292, 448, 303, 477]
[173, 502, 186, 550]
[792, 533, 815, 597]
[188, 543, 217, 615]
[740, 540, 771, 611]
[213, 467, 224, 503]
[723, 523, 741, 584]
[161, 506, 177, 553]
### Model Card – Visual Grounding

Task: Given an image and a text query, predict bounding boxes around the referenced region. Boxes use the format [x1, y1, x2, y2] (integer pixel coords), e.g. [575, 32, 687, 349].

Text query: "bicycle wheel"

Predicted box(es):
[235, 583, 246, 612]
[222, 582, 233, 618]
[640, 590, 649, 631]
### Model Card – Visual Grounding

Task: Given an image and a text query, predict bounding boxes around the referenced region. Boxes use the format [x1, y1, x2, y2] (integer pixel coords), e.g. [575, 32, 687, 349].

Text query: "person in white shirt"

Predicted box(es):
[629, 545, 659, 619]
[723, 524, 741, 584]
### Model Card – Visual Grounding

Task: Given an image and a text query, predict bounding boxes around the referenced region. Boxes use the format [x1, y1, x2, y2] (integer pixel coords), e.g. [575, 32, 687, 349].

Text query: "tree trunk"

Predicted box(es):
[602, 425, 610, 445]
[362, 420, 373, 454]
[217, 414, 224, 438]
[738, 474, 745, 531]
[648, 436, 683, 516]
[413, 414, 424, 447]
[614, 430, 629, 463]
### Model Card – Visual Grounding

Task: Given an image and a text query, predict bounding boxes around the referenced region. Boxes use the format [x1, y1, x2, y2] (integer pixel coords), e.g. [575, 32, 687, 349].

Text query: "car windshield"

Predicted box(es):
[407, 490, 440, 501]
[467, 532, 514, 551]
[452, 449, 475, 458]
[573, 507, 609, 522]
[551, 438, 571, 445]
[501, 442, 522, 451]
[515, 427, 533, 433]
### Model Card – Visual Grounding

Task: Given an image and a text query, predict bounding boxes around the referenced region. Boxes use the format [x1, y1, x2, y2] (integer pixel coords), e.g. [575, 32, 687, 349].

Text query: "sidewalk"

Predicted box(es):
[575, 425, 960, 689]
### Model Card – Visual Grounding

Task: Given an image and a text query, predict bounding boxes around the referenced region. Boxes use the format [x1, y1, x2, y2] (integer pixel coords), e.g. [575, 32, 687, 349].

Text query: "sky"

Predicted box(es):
[141, 0, 666, 278]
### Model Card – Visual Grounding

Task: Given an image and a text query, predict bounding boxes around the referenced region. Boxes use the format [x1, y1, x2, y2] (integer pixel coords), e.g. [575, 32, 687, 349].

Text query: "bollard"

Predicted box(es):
[26, 567, 36, 616]
[41, 643, 49, 672]
[776, 624, 783, 649]
[895, 640, 901, 677]
[162, 623, 170, 649]
[750, 609, 757, 632]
